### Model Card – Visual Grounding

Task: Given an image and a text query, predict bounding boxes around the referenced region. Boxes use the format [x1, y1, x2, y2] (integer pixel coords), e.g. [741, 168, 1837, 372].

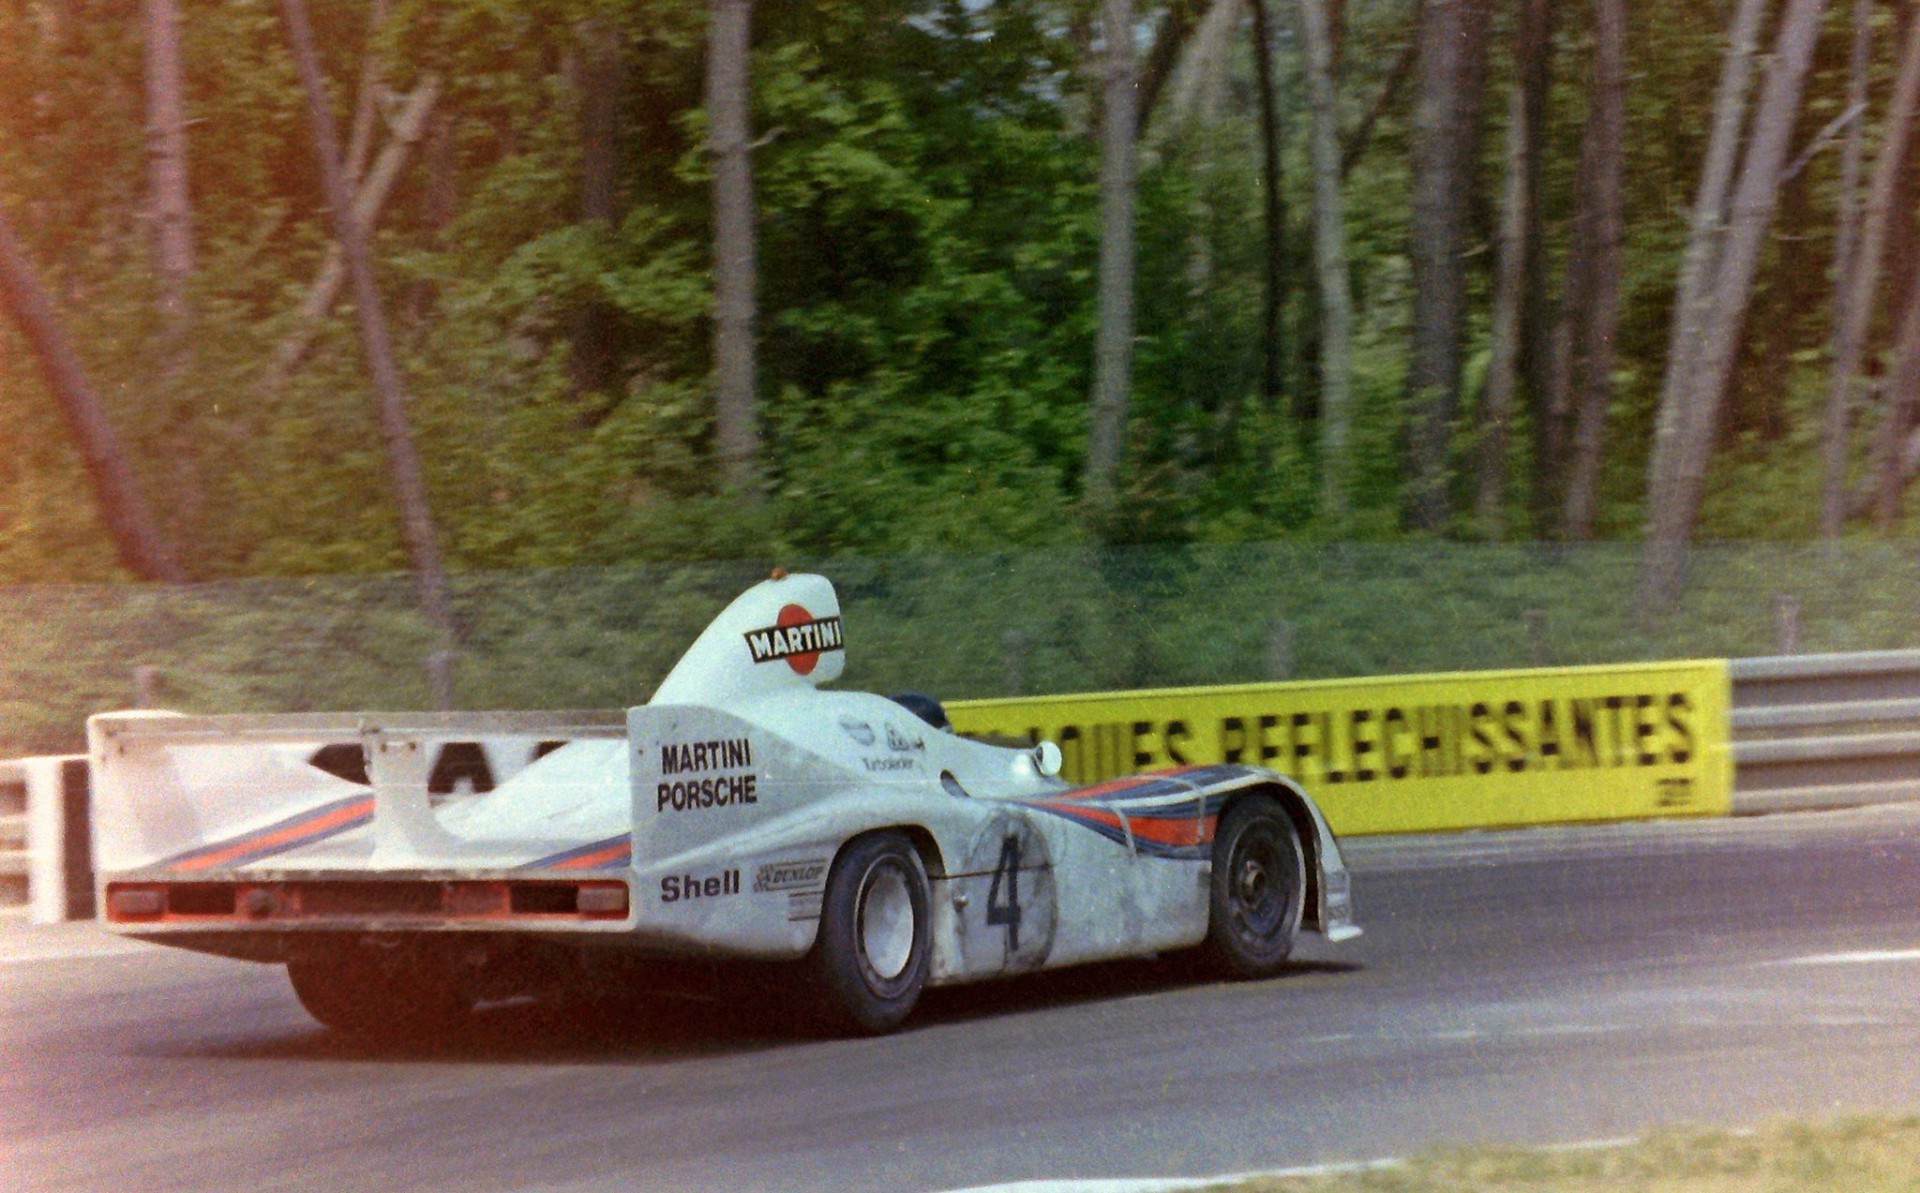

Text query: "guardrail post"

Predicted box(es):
[25, 756, 90, 923]
[427, 650, 456, 712]
[1524, 609, 1550, 667]
[1774, 594, 1801, 655]
[1265, 619, 1294, 681]
[1002, 629, 1026, 696]
[132, 666, 160, 710]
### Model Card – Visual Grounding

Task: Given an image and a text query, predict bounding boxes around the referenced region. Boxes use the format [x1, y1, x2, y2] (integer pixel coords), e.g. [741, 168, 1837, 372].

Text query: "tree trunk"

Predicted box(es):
[1517, 1, 1558, 535]
[424, 110, 458, 234]
[707, 0, 761, 496]
[1642, 0, 1768, 539]
[1085, 0, 1140, 523]
[1873, 270, 1920, 524]
[572, 18, 627, 401]
[1405, 0, 1491, 532]
[1297, 0, 1353, 524]
[1821, 8, 1920, 537]
[1559, 0, 1626, 540]
[142, 0, 193, 349]
[1638, 0, 1768, 601]
[279, 0, 457, 649]
[0, 210, 185, 582]
[1641, 0, 1827, 607]
[1451, 0, 1493, 216]
[1251, 0, 1289, 408]
[1168, 0, 1235, 304]
[1475, 0, 1551, 538]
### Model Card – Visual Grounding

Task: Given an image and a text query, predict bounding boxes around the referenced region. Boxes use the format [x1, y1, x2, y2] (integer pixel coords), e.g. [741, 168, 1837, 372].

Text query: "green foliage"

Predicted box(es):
[0, 0, 1906, 592]
[1231, 1115, 1920, 1191]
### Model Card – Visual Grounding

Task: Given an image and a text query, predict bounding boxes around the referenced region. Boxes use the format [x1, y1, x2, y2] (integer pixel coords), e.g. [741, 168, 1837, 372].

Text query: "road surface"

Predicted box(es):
[6, 806, 1920, 1191]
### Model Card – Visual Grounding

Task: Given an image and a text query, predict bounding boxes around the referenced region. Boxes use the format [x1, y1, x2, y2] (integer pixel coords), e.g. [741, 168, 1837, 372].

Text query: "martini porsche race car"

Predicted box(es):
[89, 572, 1359, 1034]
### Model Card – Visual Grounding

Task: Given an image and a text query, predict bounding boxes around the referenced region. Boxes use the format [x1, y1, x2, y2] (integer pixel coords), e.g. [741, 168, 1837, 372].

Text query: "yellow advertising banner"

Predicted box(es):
[948, 660, 1734, 835]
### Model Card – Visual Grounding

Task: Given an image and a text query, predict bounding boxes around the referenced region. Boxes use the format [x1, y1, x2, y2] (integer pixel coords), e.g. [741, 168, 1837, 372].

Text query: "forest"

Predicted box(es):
[11, 0, 1920, 756]
[6, 0, 1920, 586]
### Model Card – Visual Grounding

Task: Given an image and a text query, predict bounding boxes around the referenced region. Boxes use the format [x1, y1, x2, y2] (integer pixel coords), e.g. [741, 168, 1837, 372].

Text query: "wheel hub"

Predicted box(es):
[858, 862, 916, 983]
[1237, 857, 1268, 903]
[1230, 826, 1290, 937]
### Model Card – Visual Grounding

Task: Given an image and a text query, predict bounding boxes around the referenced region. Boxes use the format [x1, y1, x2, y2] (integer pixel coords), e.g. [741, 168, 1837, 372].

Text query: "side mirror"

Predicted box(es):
[1032, 741, 1063, 778]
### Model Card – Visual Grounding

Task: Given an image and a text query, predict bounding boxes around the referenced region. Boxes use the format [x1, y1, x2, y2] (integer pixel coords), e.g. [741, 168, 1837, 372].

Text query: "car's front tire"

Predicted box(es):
[809, 831, 932, 1033]
[1200, 797, 1306, 978]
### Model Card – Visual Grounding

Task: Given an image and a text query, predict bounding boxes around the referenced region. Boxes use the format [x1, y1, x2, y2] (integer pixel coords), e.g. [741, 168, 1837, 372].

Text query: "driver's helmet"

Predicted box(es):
[890, 691, 951, 732]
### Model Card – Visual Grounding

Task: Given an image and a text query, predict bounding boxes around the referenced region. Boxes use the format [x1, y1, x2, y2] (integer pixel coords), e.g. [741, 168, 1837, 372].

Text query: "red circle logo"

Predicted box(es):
[779, 604, 821, 675]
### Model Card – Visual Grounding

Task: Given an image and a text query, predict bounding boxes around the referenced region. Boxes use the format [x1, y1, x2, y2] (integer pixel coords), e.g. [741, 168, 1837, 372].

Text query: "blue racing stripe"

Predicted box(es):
[520, 834, 633, 871]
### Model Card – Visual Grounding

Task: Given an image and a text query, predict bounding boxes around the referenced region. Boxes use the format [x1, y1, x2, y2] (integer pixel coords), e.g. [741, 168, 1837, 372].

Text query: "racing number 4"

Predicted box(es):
[985, 834, 1022, 952]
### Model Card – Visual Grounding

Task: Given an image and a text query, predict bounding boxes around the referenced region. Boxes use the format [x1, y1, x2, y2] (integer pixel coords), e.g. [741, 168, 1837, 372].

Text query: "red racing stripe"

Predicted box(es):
[1031, 802, 1219, 848]
[170, 797, 376, 872]
[549, 841, 632, 870]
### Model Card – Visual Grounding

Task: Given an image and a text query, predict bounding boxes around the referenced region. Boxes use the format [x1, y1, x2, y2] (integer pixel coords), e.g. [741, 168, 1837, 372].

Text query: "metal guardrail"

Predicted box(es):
[1, 756, 90, 923]
[4, 653, 1917, 922]
[1731, 650, 1920, 814]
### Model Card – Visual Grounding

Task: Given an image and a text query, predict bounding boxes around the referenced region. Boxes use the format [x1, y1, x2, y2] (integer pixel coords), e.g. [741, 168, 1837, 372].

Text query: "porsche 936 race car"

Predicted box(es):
[89, 572, 1359, 1034]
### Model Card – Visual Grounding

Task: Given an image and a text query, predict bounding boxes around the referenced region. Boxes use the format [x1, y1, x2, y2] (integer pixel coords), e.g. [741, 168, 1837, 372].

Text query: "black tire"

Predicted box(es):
[808, 832, 932, 1034]
[1200, 798, 1305, 978]
[286, 943, 472, 1037]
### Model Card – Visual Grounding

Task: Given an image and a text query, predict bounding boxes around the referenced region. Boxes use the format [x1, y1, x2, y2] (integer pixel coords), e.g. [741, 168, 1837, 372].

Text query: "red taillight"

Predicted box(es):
[576, 882, 629, 918]
[105, 885, 165, 921]
[102, 879, 629, 923]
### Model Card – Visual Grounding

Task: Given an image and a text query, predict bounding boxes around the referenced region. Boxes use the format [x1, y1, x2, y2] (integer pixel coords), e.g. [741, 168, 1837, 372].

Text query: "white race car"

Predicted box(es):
[90, 572, 1359, 1033]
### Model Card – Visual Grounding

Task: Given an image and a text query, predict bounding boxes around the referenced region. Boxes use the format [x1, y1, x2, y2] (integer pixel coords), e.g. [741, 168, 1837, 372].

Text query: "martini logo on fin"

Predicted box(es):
[744, 604, 843, 675]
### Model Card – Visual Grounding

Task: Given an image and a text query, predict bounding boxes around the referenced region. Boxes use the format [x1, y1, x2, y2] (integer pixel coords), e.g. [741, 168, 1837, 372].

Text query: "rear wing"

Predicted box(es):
[88, 710, 629, 878]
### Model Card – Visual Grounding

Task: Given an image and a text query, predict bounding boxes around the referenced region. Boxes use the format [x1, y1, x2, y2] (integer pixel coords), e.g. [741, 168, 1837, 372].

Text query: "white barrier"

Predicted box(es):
[29, 756, 89, 923]
[0, 755, 90, 923]
[1, 760, 25, 915]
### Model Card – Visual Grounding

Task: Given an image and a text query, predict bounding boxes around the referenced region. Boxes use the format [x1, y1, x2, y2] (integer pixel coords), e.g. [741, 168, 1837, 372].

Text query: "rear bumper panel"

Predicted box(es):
[99, 870, 635, 936]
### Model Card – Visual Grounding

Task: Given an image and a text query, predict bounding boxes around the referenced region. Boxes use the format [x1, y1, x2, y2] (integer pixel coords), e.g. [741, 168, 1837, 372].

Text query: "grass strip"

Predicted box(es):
[1212, 1116, 1920, 1192]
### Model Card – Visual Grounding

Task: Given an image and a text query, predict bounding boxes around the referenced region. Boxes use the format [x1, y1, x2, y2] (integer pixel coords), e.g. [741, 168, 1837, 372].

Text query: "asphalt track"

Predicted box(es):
[7, 806, 1920, 1193]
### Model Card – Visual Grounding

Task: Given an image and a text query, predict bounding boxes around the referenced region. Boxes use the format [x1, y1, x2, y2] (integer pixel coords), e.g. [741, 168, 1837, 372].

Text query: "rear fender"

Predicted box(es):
[627, 704, 970, 959]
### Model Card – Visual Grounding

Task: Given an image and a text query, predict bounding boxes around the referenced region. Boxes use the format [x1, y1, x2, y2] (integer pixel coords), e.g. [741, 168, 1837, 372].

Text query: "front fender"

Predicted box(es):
[1263, 776, 1360, 942]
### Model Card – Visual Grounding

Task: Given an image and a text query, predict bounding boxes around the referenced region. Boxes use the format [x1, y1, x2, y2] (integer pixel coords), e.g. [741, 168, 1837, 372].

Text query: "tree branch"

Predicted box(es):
[1341, 39, 1416, 179]
[279, 0, 457, 648]
[1136, 0, 1202, 141]
[1781, 100, 1865, 184]
[342, 0, 390, 188]
[269, 76, 441, 385]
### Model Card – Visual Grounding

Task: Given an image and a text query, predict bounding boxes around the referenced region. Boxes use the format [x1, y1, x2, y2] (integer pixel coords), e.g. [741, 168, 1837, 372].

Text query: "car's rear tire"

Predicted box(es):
[809, 832, 932, 1034]
[287, 943, 472, 1037]
[1200, 797, 1305, 978]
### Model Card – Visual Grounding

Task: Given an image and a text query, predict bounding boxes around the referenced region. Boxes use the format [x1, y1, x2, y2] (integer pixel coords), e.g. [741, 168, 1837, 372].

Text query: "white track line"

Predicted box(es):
[941, 1160, 1392, 1193]
[0, 941, 147, 966]
[1781, 948, 1920, 966]
[942, 1136, 1646, 1193]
